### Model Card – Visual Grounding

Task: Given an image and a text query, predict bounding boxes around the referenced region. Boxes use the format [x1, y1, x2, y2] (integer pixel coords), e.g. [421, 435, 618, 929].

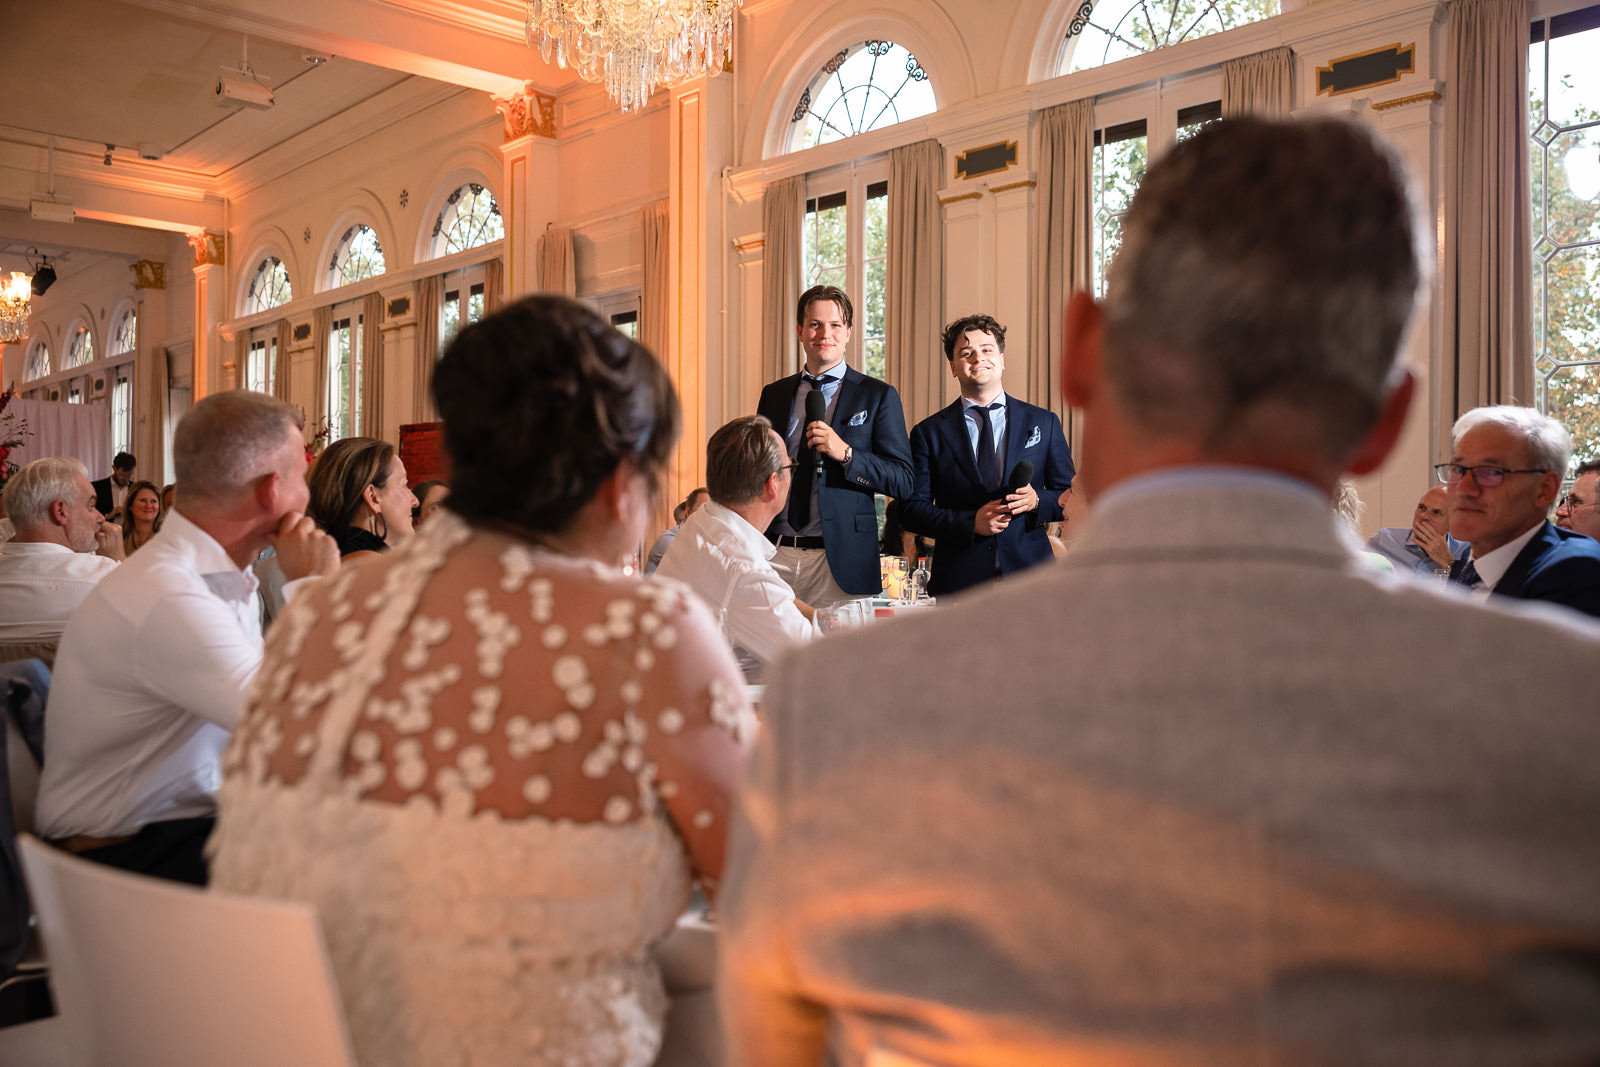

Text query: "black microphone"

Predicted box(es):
[805, 389, 827, 477]
[991, 460, 1034, 500]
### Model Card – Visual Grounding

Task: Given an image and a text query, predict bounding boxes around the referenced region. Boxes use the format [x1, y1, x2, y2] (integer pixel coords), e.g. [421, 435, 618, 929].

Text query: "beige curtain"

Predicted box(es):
[640, 202, 671, 364]
[1442, 0, 1533, 451]
[413, 276, 443, 422]
[273, 317, 291, 401]
[886, 139, 945, 427]
[1221, 46, 1294, 117]
[1029, 99, 1094, 429]
[312, 306, 332, 427]
[484, 257, 505, 313]
[761, 175, 805, 383]
[536, 229, 576, 295]
[360, 292, 385, 438]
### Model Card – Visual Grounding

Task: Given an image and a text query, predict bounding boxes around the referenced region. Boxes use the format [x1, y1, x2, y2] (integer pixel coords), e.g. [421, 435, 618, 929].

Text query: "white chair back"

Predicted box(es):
[17, 835, 355, 1067]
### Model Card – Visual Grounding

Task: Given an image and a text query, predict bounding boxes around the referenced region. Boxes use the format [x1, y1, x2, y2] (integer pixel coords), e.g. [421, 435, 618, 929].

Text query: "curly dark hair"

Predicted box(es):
[431, 295, 680, 534]
[941, 314, 1007, 360]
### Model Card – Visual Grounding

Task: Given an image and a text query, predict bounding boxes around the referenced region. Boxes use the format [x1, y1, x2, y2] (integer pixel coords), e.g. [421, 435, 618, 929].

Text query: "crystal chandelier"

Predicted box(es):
[525, 0, 740, 113]
[0, 272, 31, 345]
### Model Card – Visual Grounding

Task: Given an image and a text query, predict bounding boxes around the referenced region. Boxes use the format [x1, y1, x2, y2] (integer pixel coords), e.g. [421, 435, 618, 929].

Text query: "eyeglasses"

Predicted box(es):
[1559, 494, 1600, 513]
[1434, 463, 1549, 488]
[777, 461, 800, 476]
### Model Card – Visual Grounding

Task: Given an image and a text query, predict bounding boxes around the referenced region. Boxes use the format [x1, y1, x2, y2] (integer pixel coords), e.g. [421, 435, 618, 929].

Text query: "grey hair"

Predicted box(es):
[3, 457, 89, 531]
[1450, 405, 1572, 474]
[706, 415, 786, 506]
[1332, 477, 1365, 533]
[174, 390, 304, 503]
[1102, 116, 1427, 460]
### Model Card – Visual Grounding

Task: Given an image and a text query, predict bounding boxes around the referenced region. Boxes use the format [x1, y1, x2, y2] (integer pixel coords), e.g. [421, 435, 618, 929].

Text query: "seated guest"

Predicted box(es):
[34, 391, 336, 885]
[161, 482, 176, 512]
[0, 457, 123, 666]
[306, 436, 417, 560]
[210, 296, 750, 1067]
[720, 118, 1600, 1065]
[120, 479, 165, 555]
[1444, 405, 1600, 617]
[646, 487, 708, 573]
[91, 450, 136, 520]
[657, 416, 815, 681]
[1556, 458, 1600, 540]
[1364, 487, 1468, 577]
[411, 478, 450, 529]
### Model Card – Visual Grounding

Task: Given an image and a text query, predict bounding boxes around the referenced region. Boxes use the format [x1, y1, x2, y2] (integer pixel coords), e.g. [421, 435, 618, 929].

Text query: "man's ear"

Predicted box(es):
[49, 498, 70, 527]
[1061, 290, 1103, 410]
[1534, 469, 1563, 510]
[1345, 370, 1414, 477]
[253, 470, 283, 515]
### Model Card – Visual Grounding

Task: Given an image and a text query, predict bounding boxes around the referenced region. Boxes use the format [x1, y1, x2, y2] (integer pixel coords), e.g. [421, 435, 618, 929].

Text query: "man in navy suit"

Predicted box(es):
[757, 285, 913, 607]
[901, 314, 1075, 596]
[1444, 405, 1600, 619]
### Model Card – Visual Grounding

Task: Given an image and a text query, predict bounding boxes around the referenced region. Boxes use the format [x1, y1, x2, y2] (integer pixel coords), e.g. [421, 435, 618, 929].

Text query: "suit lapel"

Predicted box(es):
[1002, 395, 1031, 481]
[831, 367, 864, 430]
[940, 401, 982, 485]
[1494, 521, 1554, 596]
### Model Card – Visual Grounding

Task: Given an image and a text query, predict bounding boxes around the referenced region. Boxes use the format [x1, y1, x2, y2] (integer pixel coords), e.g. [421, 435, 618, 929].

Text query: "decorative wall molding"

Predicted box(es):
[188, 231, 226, 267]
[1371, 88, 1441, 111]
[494, 83, 559, 141]
[131, 260, 166, 290]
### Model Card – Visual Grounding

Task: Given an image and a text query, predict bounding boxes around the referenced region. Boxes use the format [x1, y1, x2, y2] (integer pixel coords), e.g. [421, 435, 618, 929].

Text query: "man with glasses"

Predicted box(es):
[657, 415, 815, 682]
[1440, 405, 1600, 618]
[1556, 458, 1600, 541]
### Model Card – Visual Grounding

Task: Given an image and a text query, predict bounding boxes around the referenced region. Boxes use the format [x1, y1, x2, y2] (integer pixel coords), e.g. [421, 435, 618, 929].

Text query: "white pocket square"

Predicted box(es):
[849, 410, 868, 427]
[1025, 426, 1041, 448]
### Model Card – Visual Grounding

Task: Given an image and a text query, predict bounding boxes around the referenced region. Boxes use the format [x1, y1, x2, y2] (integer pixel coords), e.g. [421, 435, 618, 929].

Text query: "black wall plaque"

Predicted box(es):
[955, 141, 1018, 180]
[1317, 43, 1414, 96]
[388, 297, 411, 318]
[293, 323, 312, 342]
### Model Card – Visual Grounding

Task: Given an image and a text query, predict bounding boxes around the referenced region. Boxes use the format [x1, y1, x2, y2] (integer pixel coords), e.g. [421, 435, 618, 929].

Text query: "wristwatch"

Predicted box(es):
[842, 445, 853, 466]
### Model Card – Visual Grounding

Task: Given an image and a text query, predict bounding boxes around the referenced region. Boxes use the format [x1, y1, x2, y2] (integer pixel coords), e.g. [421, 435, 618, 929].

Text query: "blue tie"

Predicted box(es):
[973, 402, 1002, 489]
[787, 376, 829, 529]
[1450, 558, 1482, 588]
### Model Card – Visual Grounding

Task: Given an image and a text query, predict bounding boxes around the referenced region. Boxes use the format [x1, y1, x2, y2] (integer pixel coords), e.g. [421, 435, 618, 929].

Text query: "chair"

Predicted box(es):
[1, 658, 49, 984]
[16, 836, 356, 1067]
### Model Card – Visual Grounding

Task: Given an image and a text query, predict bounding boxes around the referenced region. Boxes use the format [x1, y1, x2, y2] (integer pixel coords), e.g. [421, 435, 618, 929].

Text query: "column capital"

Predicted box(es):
[493, 82, 558, 142]
[187, 231, 226, 267]
[131, 260, 166, 290]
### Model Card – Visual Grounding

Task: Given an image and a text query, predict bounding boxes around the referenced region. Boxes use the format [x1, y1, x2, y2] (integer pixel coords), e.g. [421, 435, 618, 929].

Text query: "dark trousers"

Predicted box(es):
[71, 816, 216, 887]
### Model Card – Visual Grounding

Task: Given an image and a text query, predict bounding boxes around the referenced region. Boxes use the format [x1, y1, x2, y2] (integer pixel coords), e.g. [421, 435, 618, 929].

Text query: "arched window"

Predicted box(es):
[329, 225, 386, 288]
[788, 41, 936, 152]
[246, 257, 292, 314]
[1062, 0, 1279, 73]
[66, 324, 94, 368]
[24, 339, 50, 381]
[431, 184, 504, 257]
[111, 306, 138, 355]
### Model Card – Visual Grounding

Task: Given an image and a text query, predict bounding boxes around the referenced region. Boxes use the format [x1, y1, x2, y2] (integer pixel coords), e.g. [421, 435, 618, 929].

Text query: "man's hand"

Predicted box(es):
[1003, 483, 1039, 515]
[803, 420, 849, 464]
[95, 521, 125, 560]
[271, 511, 339, 581]
[1412, 522, 1454, 568]
[975, 500, 1012, 536]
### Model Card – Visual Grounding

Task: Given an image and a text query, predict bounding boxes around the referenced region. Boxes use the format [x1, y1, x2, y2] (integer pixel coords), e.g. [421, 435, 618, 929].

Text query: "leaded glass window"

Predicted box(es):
[66, 325, 94, 368]
[1530, 6, 1600, 469]
[1092, 120, 1147, 299]
[431, 184, 505, 257]
[247, 257, 292, 314]
[329, 226, 386, 289]
[801, 179, 889, 379]
[1063, 0, 1279, 73]
[112, 307, 137, 355]
[24, 339, 50, 381]
[789, 42, 936, 152]
[112, 373, 132, 455]
[327, 314, 363, 439]
[247, 336, 277, 394]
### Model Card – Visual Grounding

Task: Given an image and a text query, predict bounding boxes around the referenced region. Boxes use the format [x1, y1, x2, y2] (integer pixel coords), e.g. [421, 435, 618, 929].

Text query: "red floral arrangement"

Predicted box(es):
[304, 415, 332, 466]
[0, 382, 31, 491]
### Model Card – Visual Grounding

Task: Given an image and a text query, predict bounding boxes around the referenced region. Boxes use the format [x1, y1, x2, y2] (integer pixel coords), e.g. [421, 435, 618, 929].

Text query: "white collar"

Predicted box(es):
[1469, 520, 1544, 590]
[695, 501, 777, 561]
[959, 391, 1008, 411]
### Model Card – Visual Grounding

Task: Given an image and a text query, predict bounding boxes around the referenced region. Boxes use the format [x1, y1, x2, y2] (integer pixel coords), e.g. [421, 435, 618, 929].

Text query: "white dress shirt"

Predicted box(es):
[1466, 520, 1544, 591]
[656, 500, 815, 681]
[36, 510, 265, 839]
[0, 541, 118, 643]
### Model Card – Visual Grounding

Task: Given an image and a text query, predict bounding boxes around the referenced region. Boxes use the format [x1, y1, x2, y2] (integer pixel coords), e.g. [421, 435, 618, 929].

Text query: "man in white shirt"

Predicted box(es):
[35, 391, 337, 885]
[0, 457, 124, 664]
[657, 415, 814, 681]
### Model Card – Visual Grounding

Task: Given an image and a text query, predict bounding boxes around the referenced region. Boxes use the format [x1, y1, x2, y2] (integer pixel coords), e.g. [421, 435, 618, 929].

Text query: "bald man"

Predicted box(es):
[1363, 487, 1467, 577]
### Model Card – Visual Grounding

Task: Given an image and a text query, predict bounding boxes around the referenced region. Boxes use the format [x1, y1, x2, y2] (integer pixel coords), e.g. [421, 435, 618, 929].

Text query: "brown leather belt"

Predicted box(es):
[52, 833, 137, 853]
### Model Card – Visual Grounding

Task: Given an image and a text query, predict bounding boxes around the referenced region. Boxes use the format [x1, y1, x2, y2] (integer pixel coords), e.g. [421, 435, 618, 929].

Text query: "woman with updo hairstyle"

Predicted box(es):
[305, 436, 417, 560]
[212, 295, 750, 1067]
[120, 480, 165, 556]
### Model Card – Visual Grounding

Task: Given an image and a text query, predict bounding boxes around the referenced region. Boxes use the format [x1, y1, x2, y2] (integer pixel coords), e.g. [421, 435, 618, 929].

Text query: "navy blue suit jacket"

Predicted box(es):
[901, 396, 1075, 597]
[757, 366, 914, 596]
[1490, 520, 1600, 620]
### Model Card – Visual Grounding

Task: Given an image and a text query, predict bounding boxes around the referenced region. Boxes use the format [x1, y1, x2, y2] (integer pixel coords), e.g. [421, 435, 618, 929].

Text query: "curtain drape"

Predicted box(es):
[484, 257, 505, 313]
[413, 276, 443, 423]
[1029, 99, 1094, 432]
[4, 398, 111, 478]
[360, 292, 385, 438]
[273, 318, 291, 402]
[886, 139, 945, 428]
[1442, 0, 1533, 453]
[312, 306, 332, 428]
[1221, 46, 1294, 117]
[640, 202, 671, 365]
[536, 229, 576, 296]
[761, 175, 805, 384]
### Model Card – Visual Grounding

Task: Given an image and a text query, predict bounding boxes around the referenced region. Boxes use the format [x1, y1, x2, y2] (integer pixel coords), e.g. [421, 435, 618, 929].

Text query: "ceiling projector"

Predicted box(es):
[216, 68, 275, 110]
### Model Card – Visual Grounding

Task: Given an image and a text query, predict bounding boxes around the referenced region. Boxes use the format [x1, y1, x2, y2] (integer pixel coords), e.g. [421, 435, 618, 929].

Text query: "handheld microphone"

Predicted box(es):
[805, 389, 828, 477]
[991, 460, 1034, 500]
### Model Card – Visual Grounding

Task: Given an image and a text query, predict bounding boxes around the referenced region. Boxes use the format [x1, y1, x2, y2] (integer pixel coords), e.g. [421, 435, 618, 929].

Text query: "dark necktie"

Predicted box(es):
[973, 402, 1002, 489]
[786, 375, 829, 529]
[1450, 558, 1482, 588]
